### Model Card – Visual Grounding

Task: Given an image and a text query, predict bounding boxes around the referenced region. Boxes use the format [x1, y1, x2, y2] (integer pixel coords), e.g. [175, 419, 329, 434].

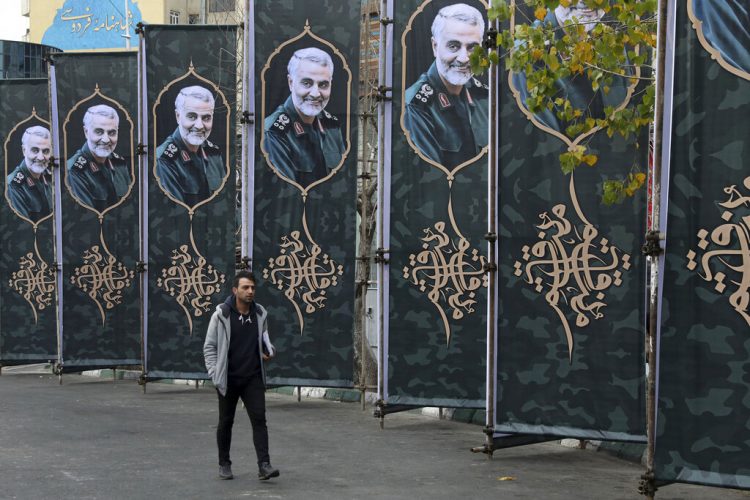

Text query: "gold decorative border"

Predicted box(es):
[687, 0, 750, 82]
[259, 20, 353, 197]
[506, 0, 640, 148]
[151, 63, 232, 214]
[62, 85, 136, 218]
[3, 109, 54, 228]
[399, 0, 490, 179]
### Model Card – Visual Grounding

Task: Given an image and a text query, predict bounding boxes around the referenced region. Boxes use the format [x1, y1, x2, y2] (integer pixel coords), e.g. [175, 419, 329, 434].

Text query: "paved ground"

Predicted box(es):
[1, 370, 748, 500]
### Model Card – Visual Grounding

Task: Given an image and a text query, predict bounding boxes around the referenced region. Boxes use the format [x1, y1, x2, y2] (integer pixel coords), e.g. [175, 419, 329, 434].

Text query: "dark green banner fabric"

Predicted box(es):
[144, 25, 237, 379]
[52, 52, 140, 370]
[655, 1, 750, 488]
[0, 79, 57, 365]
[387, 0, 488, 407]
[253, 0, 358, 387]
[494, 6, 647, 438]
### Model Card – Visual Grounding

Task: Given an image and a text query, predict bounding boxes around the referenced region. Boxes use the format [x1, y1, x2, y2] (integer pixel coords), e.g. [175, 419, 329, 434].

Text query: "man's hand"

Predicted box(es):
[262, 354, 271, 361]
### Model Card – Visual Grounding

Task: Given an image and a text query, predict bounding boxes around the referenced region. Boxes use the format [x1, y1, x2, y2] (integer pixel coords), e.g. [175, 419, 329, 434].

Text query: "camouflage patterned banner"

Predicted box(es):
[0, 79, 57, 366]
[384, 0, 489, 408]
[143, 25, 237, 379]
[51, 52, 140, 371]
[252, 0, 358, 387]
[655, 1, 750, 488]
[494, 3, 648, 440]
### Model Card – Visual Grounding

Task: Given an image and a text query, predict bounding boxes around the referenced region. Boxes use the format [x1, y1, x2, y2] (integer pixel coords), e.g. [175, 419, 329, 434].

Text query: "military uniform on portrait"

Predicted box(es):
[694, 0, 750, 74]
[404, 62, 488, 168]
[264, 96, 345, 187]
[7, 161, 53, 222]
[156, 127, 225, 206]
[67, 142, 131, 212]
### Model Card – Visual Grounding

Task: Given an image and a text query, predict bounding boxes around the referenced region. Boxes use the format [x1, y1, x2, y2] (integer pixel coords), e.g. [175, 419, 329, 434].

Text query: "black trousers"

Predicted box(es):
[216, 374, 269, 466]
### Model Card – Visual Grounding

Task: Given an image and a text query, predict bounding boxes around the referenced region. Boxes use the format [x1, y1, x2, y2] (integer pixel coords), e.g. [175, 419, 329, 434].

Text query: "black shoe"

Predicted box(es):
[258, 462, 279, 480]
[219, 464, 233, 480]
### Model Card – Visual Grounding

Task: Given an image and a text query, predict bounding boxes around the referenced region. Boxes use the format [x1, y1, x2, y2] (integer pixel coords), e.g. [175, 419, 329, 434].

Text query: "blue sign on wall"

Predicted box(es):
[42, 0, 143, 50]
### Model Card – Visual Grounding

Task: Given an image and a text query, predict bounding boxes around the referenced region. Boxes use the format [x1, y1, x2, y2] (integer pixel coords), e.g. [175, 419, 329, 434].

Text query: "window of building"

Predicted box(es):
[188, 14, 200, 25]
[209, 0, 234, 12]
[169, 10, 180, 24]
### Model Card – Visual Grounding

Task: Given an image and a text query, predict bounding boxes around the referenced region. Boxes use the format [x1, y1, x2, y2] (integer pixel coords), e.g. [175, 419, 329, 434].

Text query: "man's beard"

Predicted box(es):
[437, 59, 473, 87]
[293, 95, 328, 118]
[182, 128, 208, 147]
[27, 161, 47, 175]
[90, 142, 114, 159]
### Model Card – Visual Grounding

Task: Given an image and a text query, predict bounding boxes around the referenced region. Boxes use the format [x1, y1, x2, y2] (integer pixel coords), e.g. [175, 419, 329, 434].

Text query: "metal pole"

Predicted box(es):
[642, 1, 669, 499]
[138, 25, 150, 395]
[49, 60, 64, 386]
[123, 0, 131, 49]
[484, 9, 499, 457]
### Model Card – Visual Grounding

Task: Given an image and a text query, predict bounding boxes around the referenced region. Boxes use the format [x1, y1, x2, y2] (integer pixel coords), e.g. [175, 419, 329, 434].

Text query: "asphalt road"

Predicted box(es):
[0, 371, 747, 500]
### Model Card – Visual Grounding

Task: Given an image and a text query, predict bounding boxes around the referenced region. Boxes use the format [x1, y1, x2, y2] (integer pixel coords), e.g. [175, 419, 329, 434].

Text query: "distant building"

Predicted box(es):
[0, 40, 59, 78]
[22, 0, 241, 51]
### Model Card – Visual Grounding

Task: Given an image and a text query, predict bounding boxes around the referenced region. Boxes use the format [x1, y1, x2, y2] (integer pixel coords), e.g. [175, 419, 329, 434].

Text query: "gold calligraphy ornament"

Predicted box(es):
[514, 176, 632, 362]
[70, 244, 134, 326]
[157, 229, 226, 336]
[687, 176, 750, 325]
[403, 221, 488, 344]
[263, 229, 344, 334]
[9, 242, 56, 325]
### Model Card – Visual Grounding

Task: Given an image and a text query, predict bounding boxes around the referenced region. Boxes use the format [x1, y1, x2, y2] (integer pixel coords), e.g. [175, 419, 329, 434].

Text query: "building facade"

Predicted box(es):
[22, 0, 240, 51]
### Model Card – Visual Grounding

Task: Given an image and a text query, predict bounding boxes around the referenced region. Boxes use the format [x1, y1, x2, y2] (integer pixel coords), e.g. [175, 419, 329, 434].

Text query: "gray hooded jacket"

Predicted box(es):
[203, 299, 274, 396]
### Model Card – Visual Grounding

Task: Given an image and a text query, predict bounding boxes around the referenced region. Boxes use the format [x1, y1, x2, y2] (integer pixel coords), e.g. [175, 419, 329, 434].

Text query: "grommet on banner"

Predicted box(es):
[136, 144, 148, 155]
[641, 230, 663, 256]
[376, 85, 392, 102]
[240, 256, 251, 270]
[357, 172, 373, 180]
[135, 261, 147, 273]
[483, 232, 497, 242]
[48, 156, 59, 169]
[240, 111, 254, 125]
[380, 17, 393, 25]
[483, 27, 498, 50]
[483, 262, 497, 273]
[374, 247, 389, 264]
[135, 22, 145, 35]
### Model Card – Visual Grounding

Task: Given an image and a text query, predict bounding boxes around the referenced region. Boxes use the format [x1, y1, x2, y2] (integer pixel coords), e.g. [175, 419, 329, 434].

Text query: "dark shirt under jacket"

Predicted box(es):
[227, 298, 261, 385]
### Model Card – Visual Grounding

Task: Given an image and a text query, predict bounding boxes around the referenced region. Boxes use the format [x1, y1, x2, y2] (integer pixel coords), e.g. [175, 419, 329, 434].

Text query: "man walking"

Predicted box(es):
[204, 271, 280, 481]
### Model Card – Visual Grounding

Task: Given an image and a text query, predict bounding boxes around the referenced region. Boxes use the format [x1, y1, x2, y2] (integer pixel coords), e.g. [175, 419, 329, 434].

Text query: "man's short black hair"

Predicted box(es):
[233, 270, 256, 288]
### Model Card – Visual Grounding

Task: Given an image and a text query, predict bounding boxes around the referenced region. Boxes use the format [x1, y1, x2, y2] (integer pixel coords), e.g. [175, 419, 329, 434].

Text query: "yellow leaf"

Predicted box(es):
[498, 476, 516, 481]
[534, 7, 547, 21]
[582, 155, 598, 166]
[635, 172, 647, 184]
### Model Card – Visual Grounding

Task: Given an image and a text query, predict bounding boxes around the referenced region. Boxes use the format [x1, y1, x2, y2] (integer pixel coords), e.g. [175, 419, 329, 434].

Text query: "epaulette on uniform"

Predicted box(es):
[12, 171, 25, 184]
[162, 142, 178, 159]
[472, 77, 489, 91]
[322, 110, 339, 122]
[73, 155, 87, 170]
[410, 82, 435, 106]
[270, 112, 292, 132]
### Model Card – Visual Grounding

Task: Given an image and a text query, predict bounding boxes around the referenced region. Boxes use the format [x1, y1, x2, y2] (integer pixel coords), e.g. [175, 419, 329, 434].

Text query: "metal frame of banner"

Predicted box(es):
[48, 60, 65, 385]
[374, 0, 395, 428]
[241, 0, 255, 271]
[136, 25, 150, 393]
[640, 0, 676, 497]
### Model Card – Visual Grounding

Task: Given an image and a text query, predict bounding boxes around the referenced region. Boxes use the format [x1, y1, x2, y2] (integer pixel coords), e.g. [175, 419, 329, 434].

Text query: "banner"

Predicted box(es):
[0, 79, 57, 365]
[655, 0, 750, 488]
[494, 3, 647, 440]
[252, 0, 359, 387]
[51, 51, 140, 371]
[143, 25, 237, 379]
[384, 0, 489, 407]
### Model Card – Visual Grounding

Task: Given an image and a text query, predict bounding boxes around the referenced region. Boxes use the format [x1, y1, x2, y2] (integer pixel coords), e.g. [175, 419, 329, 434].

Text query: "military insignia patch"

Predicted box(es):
[13, 172, 25, 183]
[438, 93, 451, 109]
[293, 122, 304, 136]
[181, 150, 190, 162]
[89, 161, 99, 173]
[414, 83, 434, 104]
[273, 113, 290, 131]
[164, 143, 178, 158]
[74, 156, 87, 169]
